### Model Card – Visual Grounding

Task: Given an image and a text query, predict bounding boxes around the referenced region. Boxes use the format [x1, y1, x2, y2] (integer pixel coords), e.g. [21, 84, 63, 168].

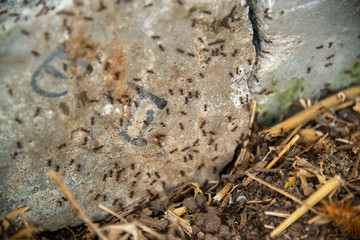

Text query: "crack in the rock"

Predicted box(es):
[245, 0, 264, 94]
[247, 0, 262, 59]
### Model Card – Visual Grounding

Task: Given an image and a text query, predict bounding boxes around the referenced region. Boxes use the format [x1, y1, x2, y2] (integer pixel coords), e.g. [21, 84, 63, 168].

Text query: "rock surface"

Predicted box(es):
[248, 0, 360, 123]
[0, 0, 254, 231]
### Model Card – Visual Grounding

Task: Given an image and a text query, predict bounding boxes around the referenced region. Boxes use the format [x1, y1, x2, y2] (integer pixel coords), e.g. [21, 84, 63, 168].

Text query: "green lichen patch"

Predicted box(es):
[277, 77, 304, 109]
[200, 19, 222, 33]
[350, 60, 360, 78]
[257, 77, 304, 113]
[334, 60, 360, 89]
[188, 7, 197, 16]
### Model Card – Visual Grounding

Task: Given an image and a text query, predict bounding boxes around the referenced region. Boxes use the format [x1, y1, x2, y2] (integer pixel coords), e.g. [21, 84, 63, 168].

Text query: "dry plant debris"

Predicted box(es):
[314, 199, 360, 237]
[2, 85, 360, 239]
[263, 86, 360, 138]
[0, 206, 39, 240]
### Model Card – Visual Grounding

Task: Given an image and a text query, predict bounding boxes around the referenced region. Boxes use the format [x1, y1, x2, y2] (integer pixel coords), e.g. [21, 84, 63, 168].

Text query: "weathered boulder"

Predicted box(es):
[0, 0, 254, 231]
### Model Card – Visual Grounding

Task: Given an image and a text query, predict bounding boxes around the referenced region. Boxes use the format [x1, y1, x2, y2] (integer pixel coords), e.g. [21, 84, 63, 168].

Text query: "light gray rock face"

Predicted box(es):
[248, 0, 360, 123]
[0, 0, 254, 231]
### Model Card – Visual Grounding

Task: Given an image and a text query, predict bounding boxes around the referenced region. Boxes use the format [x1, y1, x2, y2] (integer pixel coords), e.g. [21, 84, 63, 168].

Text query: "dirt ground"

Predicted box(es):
[2, 86, 360, 239]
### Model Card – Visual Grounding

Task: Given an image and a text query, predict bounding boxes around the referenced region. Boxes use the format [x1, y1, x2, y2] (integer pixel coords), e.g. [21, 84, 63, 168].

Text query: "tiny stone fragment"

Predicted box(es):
[184, 196, 198, 213]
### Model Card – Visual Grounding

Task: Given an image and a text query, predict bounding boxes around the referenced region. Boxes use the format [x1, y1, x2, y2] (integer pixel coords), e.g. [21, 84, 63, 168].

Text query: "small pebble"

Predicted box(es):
[184, 196, 197, 213]
[197, 231, 205, 239]
[196, 193, 207, 207]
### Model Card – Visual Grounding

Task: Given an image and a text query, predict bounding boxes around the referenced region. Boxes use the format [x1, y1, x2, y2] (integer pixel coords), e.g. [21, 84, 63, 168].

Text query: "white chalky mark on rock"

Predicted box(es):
[240, 0, 248, 7]
[45, 110, 54, 119]
[230, 64, 252, 109]
[103, 104, 113, 115]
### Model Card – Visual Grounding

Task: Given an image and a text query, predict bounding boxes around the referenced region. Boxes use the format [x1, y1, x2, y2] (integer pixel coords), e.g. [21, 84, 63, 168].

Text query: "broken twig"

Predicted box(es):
[266, 134, 300, 169]
[263, 86, 360, 138]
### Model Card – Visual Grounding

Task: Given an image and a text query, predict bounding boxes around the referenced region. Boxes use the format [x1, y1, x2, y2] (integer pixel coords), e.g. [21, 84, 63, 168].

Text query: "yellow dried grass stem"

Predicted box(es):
[266, 134, 300, 169]
[346, 181, 360, 192]
[263, 86, 360, 138]
[249, 99, 257, 129]
[234, 139, 249, 167]
[3, 206, 30, 220]
[242, 150, 272, 187]
[20, 212, 35, 240]
[165, 210, 193, 236]
[245, 171, 313, 210]
[270, 175, 343, 238]
[99, 204, 128, 223]
[8, 226, 38, 240]
[264, 211, 290, 218]
[280, 124, 303, 147]
[334, 100, 354, 111]
[246, 198, 273, 204]
[213, 182, 233, 202]
[48, 170, 107, 240]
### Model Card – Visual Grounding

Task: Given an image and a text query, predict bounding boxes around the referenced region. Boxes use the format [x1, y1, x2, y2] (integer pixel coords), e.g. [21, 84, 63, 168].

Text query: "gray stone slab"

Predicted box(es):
[0, 0, 253, 231]
[248, 0, 360, 122]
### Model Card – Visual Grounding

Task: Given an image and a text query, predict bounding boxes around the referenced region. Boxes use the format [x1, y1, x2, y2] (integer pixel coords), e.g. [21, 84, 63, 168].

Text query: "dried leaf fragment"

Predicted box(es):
[298, 129, 323, 145]
[284, 176, 296, 189]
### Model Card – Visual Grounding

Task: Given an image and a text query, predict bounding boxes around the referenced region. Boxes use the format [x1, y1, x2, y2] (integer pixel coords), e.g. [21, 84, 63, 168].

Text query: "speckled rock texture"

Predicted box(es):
[0, 0, 254, 231]
[248, 0, 360, 122]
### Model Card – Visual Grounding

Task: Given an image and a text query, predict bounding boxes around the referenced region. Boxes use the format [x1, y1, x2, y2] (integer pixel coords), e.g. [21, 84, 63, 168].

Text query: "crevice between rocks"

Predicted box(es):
[247, 1, 262, 58]
[245, 0, 266, 97]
